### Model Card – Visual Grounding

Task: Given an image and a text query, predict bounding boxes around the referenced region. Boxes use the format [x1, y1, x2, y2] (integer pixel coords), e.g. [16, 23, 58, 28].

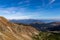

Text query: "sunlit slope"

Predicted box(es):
[0, 16, 39, 40]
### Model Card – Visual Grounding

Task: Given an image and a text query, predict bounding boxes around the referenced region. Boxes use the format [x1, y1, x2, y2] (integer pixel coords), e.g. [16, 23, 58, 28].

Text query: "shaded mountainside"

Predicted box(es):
[0, 16, 39, 40]
[15, 21, 60, 32]
[30, 22, 60, 32]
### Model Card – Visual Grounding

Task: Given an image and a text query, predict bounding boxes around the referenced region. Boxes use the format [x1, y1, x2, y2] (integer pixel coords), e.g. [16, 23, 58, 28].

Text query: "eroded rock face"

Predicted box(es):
[0, 16, 39, 40]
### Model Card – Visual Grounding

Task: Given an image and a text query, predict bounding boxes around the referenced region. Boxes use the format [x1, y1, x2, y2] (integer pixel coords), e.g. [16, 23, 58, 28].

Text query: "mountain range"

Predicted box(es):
[10, 19, 60, 24]
[10, 19, 60, 32]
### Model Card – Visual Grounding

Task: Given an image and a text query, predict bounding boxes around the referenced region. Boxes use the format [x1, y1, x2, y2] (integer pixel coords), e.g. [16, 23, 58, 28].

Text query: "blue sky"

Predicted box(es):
[0, 0, 60, 19]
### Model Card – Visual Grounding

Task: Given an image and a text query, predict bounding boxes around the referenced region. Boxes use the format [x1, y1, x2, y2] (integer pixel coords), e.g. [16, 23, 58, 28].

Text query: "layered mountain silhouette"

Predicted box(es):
[0, 16, 39, 40]
[10, 19, 57, 24]
[30, 22, 60, 32]
[11, 19, 60, 32]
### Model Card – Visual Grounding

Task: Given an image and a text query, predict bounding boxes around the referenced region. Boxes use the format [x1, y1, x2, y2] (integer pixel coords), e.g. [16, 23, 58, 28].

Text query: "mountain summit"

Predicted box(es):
[0, 16, 39, 40]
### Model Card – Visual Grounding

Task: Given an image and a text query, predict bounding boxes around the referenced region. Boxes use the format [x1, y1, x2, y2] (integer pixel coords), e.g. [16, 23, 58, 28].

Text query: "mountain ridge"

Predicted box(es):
[0, 16, 39, 40]
[10, 19, 60, 24]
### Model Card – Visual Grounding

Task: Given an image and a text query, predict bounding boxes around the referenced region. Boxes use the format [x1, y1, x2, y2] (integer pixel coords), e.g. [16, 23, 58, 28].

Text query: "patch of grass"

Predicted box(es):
[32, 31, 60, 40]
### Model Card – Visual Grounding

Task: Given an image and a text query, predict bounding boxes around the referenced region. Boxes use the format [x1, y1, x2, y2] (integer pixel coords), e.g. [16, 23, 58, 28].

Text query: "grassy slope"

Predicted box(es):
[32, 31, 60, 40]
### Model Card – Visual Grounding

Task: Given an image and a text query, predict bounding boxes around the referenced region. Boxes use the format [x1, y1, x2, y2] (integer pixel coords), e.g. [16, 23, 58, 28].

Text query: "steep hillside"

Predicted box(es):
[0, 16, 39, 40]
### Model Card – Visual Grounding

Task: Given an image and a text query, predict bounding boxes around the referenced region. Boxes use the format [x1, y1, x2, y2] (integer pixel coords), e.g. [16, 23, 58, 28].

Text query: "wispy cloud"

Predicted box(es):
[0, 6, 40, 19]
[49, 0, 55, 4]
[44, 0, 56, 8]
[0, 6, 27, 14]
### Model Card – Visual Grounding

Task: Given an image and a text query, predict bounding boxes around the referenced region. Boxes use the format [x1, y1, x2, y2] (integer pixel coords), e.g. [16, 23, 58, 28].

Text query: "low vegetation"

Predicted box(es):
[32, 31, 60, 40]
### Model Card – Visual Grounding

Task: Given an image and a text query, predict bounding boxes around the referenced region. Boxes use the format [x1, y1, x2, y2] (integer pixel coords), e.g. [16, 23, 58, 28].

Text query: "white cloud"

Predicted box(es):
[0, 6, 32, 19]
[0, 6, 27, 14]
[45, 0, 55, 8]
[0, 5, 41, 19]
[49, 0, 55, 4]
[8, 15, 32, 19]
